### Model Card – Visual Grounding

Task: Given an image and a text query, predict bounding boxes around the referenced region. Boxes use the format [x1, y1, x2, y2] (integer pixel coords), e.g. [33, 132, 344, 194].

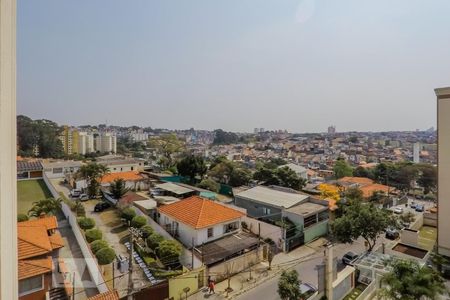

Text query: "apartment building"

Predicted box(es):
[436, 87, 450, 257]
[95, 133, 117, 154]
[59, 126, 79, 155]
[78, 132, 95, 155]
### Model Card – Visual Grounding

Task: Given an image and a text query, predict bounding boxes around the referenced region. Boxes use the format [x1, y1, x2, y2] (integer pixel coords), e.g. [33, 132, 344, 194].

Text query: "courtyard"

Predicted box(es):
[17, 179, 52, 215]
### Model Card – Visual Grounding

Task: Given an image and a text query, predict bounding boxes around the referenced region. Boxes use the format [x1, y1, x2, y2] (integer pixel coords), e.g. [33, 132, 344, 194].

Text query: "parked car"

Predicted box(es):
[342, 252, 359, 265]
[415, 205, 425, 212]
[94, 202, 111, 212]
[385, 227, 400, 240]
[410, 202, 417, 209]
[69, 189, 81, 198]
[79, 194, 89, 201]
[299, 283, 317, 299]
[393, 207, 403, 214]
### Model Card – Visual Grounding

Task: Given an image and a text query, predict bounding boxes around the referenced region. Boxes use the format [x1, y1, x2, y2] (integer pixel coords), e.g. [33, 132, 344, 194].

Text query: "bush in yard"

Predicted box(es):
[17, 214, 29, 222]
[75, 202, 86, 217]
[157, 240, 182, 264]
[131, 216, 147, 228]
[85, 228, 103, 243]
[147, 233, 164, 250]
[77, 217, 96, 230]
[121, 207, 136, 223]
[90, 240, 109, 254]
[95, 247, 116, 265]
[140, 225, 154, 239]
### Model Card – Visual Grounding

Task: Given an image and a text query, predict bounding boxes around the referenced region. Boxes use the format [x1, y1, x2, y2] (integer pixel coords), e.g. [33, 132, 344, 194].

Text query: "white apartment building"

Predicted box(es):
[130, 129, 148, 142]
[95, 133, 117, 153]
[436, 87, 450, 257]
[78, 132, 95, 155]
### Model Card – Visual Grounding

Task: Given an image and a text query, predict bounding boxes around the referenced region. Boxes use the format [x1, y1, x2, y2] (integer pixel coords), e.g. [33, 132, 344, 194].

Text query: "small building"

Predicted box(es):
[100, 171, 149, 191]
[97, 155, 144, 173]
[157, 196, 245, 247]
[234, 186, 310, 222]
[153, 182, 197, 199]
[17, 160, 43, 180]
[41, 160, 83, 179]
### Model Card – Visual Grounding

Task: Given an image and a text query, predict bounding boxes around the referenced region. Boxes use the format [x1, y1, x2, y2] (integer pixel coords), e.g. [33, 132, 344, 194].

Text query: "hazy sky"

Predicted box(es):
[18, 0, 450, 133]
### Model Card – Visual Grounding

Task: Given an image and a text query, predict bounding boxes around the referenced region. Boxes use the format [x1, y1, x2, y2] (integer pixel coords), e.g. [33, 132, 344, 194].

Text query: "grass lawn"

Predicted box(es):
[17, 179, 52, 215]
[343, 284, 366, 300]
[418, 226, 437, 251]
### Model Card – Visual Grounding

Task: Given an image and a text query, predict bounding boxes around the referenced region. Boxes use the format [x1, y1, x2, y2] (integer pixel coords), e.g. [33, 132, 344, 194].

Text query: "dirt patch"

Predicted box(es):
[392, 243, 428, 259]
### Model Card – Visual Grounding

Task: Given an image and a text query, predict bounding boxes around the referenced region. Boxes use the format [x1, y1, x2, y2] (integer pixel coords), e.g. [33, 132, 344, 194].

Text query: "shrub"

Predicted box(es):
[140, 225, 154, 239]
[77, 217, 96, 230]
[157, 240, 182, 265]
[17, 214, 29, 222]
[143, 256, 157, 267]
[147, 233, 164, 250]
[90, 240, 109, 254]
[121, 208, 136, 223]
[85, 228, 103, 243]
[95, 247, 116, 265]
[75, 202, 86, 217]
[131, 216, 147, 228]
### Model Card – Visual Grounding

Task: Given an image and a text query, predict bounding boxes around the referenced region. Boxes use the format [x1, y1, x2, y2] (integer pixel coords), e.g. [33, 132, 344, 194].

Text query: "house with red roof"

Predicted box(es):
[157, 196, 245, 247]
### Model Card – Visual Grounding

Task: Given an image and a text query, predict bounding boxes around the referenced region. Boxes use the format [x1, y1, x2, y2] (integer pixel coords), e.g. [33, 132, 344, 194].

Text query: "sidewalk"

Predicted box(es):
[188, 242, 320, 300]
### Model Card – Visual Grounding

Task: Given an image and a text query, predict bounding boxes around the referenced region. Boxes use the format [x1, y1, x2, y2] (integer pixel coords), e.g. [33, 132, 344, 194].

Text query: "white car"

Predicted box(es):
[393, 207, 404, 214]
[79, 194, 89, 201]
[69, 189, 81, 198]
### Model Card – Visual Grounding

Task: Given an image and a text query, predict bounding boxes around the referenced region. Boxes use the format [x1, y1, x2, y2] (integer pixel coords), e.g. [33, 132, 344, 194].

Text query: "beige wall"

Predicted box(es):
[436, 87, 450, 257]
[0, 0, 18, 299]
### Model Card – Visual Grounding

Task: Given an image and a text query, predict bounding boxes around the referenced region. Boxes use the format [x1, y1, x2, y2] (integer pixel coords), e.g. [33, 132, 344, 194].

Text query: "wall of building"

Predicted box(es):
[234, 196, 282, 221]
[242, 216, 284, 249]
[19, 273, 52, 300]
[304, 220, 328, 243]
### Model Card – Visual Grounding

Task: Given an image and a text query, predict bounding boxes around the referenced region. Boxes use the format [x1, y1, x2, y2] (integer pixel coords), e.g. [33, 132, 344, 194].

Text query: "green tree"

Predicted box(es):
[131, 216, 147, 228]
[417, 164, 437, 194]
[95, 247, 116, 265]
[157, 240, 182, 265]
[121, 208, 136, 223]
[147, 233, 164, 250]
[277, 270, 304, 300]
[90, 240, 109, 254]
[275, 167, 307, 191]
[333, 158, 353, 179]
[213, 129, 239, 145]
[344, 187, 364, 202]
[379, 259, 447, 300]
[198, 178, 220, 193]
[253, 167, 280, 185]
[140, 225, 154, 239]
[208, 157, 251, 187]
[85, 228, 103, 243]
[229, 167, 252, 187]
[332, 200, 394, 251]
[28, 198, 62, 218]
[110, 178, 129, 200]
[353, 166, 371, 178]
[148, 134, 184, 170]
[77, 217, 96, 230]
[176, 155, 207, 182]
[17, 214, 29, 222]
[77, 163, 109, 198]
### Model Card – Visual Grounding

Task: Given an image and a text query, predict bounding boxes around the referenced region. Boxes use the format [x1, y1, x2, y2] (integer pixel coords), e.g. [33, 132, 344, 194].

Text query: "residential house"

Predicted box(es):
[157, 196, 245, 247]
[18, 216, 65, 300]
[17, 160, 43, 180]
[97, 155, 144, 173]
[88, 290, 120, 300]
[42, 160, 83, 179]
[100, 171, 149, 191]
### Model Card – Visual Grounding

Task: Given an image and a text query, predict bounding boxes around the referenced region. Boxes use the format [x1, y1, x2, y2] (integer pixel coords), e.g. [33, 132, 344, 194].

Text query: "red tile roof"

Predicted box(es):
[100, 171, 144, 184]
[18, 215, 58, 231]
[88, 290, 120, 300]
[338, 177, 374, 186]
[158, 196, 244, 229]
[18, 257, 53, 280]
[49, 232, 65, 249]
[18, 226, 53, 259]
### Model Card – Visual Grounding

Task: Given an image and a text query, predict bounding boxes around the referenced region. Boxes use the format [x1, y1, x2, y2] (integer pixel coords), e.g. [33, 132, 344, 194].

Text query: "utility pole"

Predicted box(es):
[72, 272, 75, 300]
[127, 227, 142, 300]
[191, 237, 195, 269]
[112, 260, 115, 289]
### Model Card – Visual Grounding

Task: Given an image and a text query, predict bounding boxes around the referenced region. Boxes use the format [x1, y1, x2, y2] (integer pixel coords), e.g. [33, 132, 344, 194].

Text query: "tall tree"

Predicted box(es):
[332, 200, 394, 251]
[417, 164, 437, 194]
[333, 158, 353, 179]
[379, 259, 447, 300]
[110, 178, 129, 200]
[78, 163, 109, 198]
[277, 270, 304, 300]
[275, 167, 307, 191]
[176, 155, 207, 182]
[148, 134, 184, 170]
[213, 129, 239, 145]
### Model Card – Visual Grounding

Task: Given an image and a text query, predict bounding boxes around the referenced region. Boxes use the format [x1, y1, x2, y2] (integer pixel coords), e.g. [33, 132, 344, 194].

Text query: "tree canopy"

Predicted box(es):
[333, 158, 353, 179]
[110, 178, 129, 200]
[213, 129, 239, 145]
[148, 134, 184, 170]
[277, 270, 304, 300]
[77, 163, 109, 197]
[254, 166, 306, 191]
[28, 198, 62, 218]
[198, 178, 220, 193]
[176, 155, 207, 182]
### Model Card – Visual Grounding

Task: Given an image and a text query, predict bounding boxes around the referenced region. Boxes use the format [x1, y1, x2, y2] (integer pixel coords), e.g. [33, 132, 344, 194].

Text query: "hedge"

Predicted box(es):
[85, 228, 103, 243]
[95, 247, 116, 265]
[77, 217, 96, 230]
[131, 216, 147, 228]
[90, 240, 109, 254]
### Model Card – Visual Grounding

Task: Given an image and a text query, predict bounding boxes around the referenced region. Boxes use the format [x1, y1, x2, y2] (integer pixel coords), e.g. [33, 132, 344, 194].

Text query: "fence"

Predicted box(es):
[134, 207, 203, 269]
[43, 173, 109, 294]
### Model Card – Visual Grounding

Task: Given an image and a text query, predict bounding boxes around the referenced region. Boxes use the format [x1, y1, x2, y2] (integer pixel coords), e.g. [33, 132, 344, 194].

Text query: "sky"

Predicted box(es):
[17, 0, 450, 133]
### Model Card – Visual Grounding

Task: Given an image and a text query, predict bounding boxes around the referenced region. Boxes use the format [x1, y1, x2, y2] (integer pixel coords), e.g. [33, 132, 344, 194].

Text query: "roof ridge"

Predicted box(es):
[196, 197, 207, 228]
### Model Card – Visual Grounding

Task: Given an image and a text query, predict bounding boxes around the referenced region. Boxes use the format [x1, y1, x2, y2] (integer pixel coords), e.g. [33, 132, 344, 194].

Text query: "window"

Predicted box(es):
[304, 214, 317, 228]
[224, 221, 239, 233]
[19, 275, 43, 296]
[131, 167, 134, 171]
[207, 227, 214, 238]
[262, 207, 271, 215]
[52, 167, 63, 174]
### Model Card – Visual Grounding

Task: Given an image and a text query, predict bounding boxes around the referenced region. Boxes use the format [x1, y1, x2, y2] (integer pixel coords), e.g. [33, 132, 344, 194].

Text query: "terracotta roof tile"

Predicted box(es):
[49, 232, 65, 249]
[360, 184, 392, 198]
[338, 176, 374, 186]
[88, 290, 120, 300]
[18, 216, 58, 231]
[158, 196, 244, 229]
[100, 171, 143, 184]
[18, 257, 53, 280]
[18, 225, 52, 259]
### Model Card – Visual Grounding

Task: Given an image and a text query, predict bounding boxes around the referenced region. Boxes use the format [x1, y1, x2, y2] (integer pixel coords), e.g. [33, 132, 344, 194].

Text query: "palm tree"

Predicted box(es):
[110, 178, 129, 200]
[77, 162, 109, 198]
[28, 198, 62, 218]
[379, 259, 447, 300]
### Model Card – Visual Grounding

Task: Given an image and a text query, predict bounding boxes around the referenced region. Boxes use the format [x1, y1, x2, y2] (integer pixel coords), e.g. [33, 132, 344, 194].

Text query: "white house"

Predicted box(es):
[157, 196, 244, 247]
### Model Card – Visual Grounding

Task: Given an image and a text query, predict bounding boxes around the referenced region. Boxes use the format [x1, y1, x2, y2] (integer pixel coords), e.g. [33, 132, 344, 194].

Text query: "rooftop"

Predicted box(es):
[42, 160, 83, 169]
[18, 257, 53, 280]
[100, 171, 144, 183]
[18, 215, 58, 231]
[155, 182, 194, 195]
[286, 201, 328, 217]
[88, 290, 120, 300]
[235, 185, 309, 209]
[17, 160, 43, 172]
[158, 196, 244, 229]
